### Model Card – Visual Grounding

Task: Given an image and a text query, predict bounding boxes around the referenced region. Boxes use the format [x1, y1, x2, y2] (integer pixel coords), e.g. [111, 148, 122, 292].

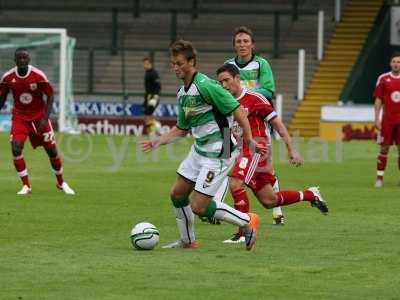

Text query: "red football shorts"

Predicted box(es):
[230, 152, 276, 192]
[377, 122, 400, 145]
[10, 118, 56, 149]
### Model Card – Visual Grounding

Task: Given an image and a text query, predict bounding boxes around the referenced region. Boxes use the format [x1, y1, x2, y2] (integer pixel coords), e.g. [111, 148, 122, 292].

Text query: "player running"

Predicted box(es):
[217, 63, 328, 243]
[225, 26, 285, 226]
[0, 48, 75, 195]
[141, 40, 267, 250]
[374, 53, 400, 187]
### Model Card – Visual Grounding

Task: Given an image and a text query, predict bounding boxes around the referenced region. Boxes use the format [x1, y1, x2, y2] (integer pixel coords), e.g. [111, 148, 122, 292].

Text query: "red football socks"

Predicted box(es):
[13, 155, 30, 187]
[377, 153, 387, 180]
[50, 156, 64, 186]
[232, 188, 250, 213]
[276, 190, 314, 206]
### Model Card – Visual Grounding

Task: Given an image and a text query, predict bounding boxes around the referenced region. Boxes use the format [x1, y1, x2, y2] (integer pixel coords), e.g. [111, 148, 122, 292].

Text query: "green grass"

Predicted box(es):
[0, 133, 399, 300]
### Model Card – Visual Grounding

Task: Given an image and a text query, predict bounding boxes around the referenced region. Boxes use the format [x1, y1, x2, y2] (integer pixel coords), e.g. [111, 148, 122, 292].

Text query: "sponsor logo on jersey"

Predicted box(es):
[30, 83, 37, 91]
[19, 93, 33, 104]
[391, 91, 400, 103]
[184, 107, 196, 118]
[242, 80, 256, 90]
[250, 70, 258, 78]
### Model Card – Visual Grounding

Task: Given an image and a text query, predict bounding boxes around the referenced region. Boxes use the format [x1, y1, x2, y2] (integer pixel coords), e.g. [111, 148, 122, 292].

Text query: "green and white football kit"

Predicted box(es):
[169, 72, 252, 247]
[176, 72, 240, 196]
[226, 54, 275, 100]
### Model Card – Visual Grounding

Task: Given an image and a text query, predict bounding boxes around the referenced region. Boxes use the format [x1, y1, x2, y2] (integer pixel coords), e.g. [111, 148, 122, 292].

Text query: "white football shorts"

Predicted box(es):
[177, 146, 238, 197]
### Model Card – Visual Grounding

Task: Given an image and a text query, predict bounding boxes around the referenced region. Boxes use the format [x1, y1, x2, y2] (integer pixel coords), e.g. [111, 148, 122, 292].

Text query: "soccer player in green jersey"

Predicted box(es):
[223, 26, 284, 233]
[225, 26, 275, 100]
[141, 40, 266, 250]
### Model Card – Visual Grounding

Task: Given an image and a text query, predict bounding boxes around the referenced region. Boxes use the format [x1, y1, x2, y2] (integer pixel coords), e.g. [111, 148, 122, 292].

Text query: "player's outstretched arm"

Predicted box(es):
[141, 126, 188, 153]
[0, 86, 9, 110]
[270, 117, 303, 167]
[233, 105, 267, 155]
[38, 95, 54, 132]
[0, 94, 6, 110]
[44, 95, 54, 120]
[374, 97, 382, 130]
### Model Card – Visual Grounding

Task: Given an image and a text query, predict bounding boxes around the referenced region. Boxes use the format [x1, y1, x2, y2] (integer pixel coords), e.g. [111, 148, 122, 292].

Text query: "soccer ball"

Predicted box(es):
[130, 222, 160, 250]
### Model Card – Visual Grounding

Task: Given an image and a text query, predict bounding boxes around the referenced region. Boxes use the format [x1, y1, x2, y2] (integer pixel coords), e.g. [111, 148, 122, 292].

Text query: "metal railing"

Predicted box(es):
[0, 2, 325, 98]
[74, 46, 301, 97]
[0, 3, 320, 58]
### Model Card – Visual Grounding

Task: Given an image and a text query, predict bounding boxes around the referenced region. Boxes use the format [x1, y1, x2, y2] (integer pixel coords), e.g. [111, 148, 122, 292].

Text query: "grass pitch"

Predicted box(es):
[0, 133, 399, 300]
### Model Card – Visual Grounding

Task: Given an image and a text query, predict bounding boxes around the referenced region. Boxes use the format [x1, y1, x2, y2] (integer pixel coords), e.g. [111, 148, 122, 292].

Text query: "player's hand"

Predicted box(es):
[147, 95, 159, 108]
[375, 120, 382, 131]
[140, 140, 160, 153]
[288, 150, 303, 167]
[250, 140, 267, 156]
[37, 118, 48, 133]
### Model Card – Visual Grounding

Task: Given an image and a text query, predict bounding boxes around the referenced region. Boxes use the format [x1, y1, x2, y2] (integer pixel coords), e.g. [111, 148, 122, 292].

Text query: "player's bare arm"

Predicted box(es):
[374, 97, 382, 130]
[233, 105, 267, 155]
[38, 94, 54, 132]
[141, 126, 188, 152]
[0, 80, 9, 110]
[0, 90, 8, 110]
[271, 117, 303, 167]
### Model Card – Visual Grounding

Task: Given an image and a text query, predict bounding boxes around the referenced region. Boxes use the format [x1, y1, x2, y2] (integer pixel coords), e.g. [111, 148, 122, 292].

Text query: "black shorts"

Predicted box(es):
[143, 94, 160, 116]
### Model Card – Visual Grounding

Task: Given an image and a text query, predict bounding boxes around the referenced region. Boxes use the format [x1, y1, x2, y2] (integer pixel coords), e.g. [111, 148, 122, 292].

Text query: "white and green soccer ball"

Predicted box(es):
[130, 222, 160, 250]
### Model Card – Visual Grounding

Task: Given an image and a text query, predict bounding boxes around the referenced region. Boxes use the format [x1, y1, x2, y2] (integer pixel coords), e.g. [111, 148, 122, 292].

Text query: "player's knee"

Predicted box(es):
[170, 190, 182, 202]
[11, 143, 23, 156]
[45, 146, 58, 158]
[12, 148, 22, 156]
[257, 192, 277, 209]
[190, 201, 205, 216]
[261, 199, 276, 209]
[267, 194, 279, 208]
[170, 187, 190, 205]
[380, 146, 390, 155]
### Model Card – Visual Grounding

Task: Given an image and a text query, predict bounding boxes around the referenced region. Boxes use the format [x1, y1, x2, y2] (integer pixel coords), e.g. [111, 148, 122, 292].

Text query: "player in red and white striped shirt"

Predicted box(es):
[216, 63, 328, 243]
[373, 53, 400, 187]
[0, 48, 74, 195]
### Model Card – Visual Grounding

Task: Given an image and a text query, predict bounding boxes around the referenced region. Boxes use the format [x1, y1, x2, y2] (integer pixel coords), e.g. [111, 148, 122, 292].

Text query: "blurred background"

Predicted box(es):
[0, 0, 396, 140]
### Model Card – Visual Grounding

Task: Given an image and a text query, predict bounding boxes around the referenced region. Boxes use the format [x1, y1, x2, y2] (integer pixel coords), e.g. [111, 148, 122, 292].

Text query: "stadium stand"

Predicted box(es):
[0, 0, 338, 124]
[289, 0, 383, 136]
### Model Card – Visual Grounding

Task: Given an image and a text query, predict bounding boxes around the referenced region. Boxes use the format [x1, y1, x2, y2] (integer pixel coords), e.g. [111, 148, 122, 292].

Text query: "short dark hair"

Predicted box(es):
[15, 47, 29, 55]
[233, 26, 255, 45]
[216, 63, 240, 77]
[391, 52, 400, 60]
[143, 56, 152, 63]
[169, 39, 197, 65]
